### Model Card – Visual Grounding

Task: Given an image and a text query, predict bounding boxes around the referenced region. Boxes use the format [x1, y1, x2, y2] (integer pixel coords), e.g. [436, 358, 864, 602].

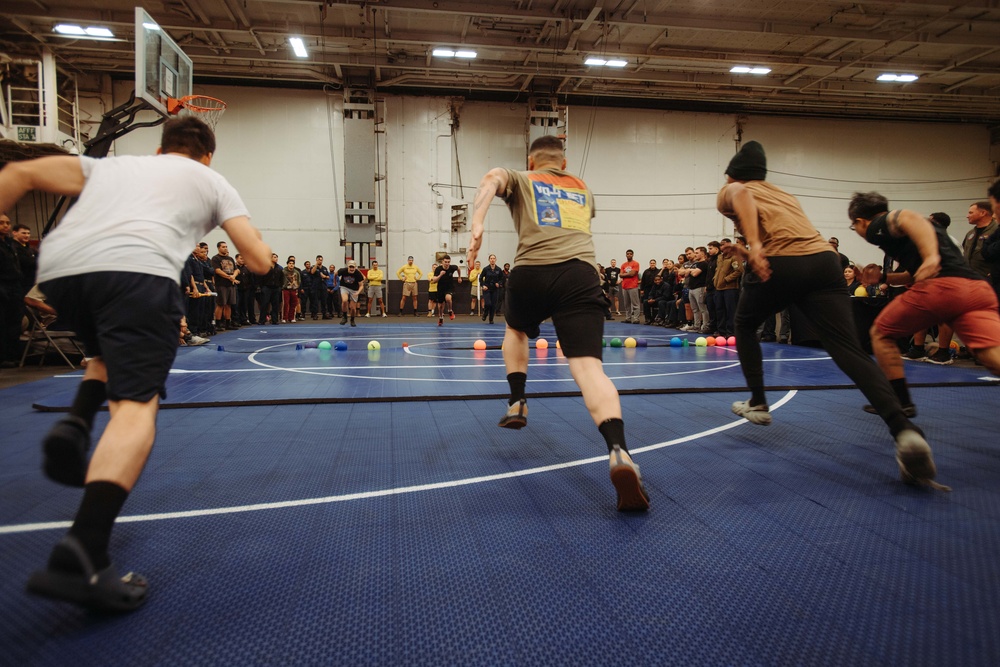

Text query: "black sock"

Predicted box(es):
[750, 387, 767, 407]
[890, 378, 912, 406]
[599, 418, 627, 454]
[58, 481, 129, 572]
[507, 372, 527, 405]
[69, 379, 106, 430]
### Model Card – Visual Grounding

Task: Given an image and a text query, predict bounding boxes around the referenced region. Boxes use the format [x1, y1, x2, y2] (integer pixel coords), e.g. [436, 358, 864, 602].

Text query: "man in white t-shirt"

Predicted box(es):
[0, 116, 272, 612]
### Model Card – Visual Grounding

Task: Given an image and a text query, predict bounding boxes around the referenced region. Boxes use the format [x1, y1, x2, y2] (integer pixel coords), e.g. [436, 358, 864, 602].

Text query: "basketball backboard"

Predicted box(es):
[135, 7, 192, 116]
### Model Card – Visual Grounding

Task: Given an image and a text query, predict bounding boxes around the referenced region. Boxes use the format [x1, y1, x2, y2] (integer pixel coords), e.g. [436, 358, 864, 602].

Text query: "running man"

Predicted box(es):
[716, 141, 943, 490]
[338, 260, 364, 327]
[396, 255, 422, 316]
[430, 255, 462, 326]
[479, 254, 505, 324]
[466, 135, 649, 512]
[0, 116, 272, 610]
[848, 192, 1000, 425]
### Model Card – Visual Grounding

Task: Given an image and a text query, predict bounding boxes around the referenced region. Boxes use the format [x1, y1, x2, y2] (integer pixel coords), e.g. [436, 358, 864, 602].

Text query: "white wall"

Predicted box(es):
[102, 82, 993, 273]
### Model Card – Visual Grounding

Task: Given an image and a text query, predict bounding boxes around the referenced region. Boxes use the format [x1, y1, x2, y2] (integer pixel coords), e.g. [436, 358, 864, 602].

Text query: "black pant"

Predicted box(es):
[717, 289, 738, 336]
[483, 289, 498, 322]
[236, 289, 255, 324]
[310, 287, 328, 316]
[259, 286, 282, 324]
[734, 253, 910, 434]
[0, 289, 24, 362]
[326, 289, 342, 316]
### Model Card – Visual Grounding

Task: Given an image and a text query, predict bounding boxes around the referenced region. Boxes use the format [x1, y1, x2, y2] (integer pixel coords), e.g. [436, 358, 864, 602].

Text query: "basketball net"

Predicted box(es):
[166, 95, 228, 130]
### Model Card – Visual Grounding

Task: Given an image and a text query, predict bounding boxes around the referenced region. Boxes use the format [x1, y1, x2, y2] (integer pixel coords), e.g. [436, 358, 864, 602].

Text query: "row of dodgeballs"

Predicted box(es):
[298, 340, 382, 351]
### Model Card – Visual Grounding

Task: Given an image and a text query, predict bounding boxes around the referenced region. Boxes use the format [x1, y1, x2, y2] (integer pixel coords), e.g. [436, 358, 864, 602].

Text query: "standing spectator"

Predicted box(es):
[468, 260, 482, 316]
[364, 259, 387, 317]
[10, 222, 37, 295]
[639, 259, 659, 324]
[681, 247, 709, 332]
[705, 241, 721, 333]
[714, 238, 743, 337]
[338, 260, 365, 326]
[183, 245, 211, 337]
[425, 262, 439, 317]
[604, 259, 621, 315]
[479, 254, 505, 324]
[299, 260, 313, 320]
[396, 256, 422, 316]
[962, 201, 997, 277]
[498, 262, 511, 313]
[0, 212, 24, 367]
[258, 253, 283, 325]
[620, 249, 640, 323]
[310, 255, 330, 319]
[234, 253, 256, 325]
[282, 257, 301, 323]
[431, 255, 462, 326]
[211, 240, 239, 330]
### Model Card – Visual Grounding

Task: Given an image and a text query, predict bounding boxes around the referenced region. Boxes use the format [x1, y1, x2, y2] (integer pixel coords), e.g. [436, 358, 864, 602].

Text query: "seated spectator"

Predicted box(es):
[860, 263, 886, 297]
[844, 265, 862, 294]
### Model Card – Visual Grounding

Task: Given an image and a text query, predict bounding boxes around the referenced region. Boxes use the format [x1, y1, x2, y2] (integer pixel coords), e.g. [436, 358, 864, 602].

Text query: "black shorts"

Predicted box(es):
[41, 272, 183, 402]
[216, 281, 237, 306]
[504, 260, 606, 359]
[433, 290, 452, 303]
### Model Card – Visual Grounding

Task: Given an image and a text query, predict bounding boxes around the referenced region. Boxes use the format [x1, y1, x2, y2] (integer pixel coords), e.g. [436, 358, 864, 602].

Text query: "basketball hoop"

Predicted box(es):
[167, 95, 228, 130]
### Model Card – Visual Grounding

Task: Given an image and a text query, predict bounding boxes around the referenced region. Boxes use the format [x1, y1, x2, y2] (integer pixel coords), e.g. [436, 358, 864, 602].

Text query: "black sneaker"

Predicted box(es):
[42, 416, 91, 487]
[903, 346, 927, 360]
[925, 349, 953, 365]
[863, 403, 917, 418]
[350, 318, 356, 327]
[340, 315, 348, 325]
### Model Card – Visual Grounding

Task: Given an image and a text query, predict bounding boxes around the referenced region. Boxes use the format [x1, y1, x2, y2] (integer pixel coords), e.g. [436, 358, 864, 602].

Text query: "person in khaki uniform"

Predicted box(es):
[466, 135, 649, 512]
[717, 140, 943, 491]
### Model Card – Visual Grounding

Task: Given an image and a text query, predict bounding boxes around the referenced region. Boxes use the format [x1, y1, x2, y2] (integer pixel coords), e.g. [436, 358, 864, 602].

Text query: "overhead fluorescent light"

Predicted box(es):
[53, 24, 115, 39]
[585, 57, 607, 66]
[289, 37, 308, 58]
[731, 65, 769, 75]
[454, 50, 477, 59]
[605, 59, 628, 68]
[749, 67, 771, 75]
[53, 24, 87, 36]
[432, 48, 456, 57]
[877, 73, 919, 82]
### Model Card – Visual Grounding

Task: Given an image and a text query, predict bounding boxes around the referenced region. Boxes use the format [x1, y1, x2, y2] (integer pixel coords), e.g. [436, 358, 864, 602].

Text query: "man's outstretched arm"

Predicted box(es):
[0, 156, 86, 212]
[467, 168, 509, 267]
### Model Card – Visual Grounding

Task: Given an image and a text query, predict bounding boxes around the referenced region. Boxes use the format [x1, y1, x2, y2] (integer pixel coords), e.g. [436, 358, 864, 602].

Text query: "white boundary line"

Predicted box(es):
[0, 391, 797, 536]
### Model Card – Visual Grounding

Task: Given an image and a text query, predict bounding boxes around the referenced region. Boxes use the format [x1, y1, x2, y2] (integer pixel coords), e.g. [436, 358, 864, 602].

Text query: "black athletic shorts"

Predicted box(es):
[504, 259, 605, 359]
[41, 271, 183, 402]
[432, 290, 452, 303]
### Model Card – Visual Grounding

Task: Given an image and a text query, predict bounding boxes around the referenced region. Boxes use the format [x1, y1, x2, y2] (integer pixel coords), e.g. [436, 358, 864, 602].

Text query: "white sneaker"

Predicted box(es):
[188, 335, 210, 346]
[895, 430, 951, 491]
[365, 313, 371, 318]
[381, 313, 387, 318]
[731, 400, 772, 425]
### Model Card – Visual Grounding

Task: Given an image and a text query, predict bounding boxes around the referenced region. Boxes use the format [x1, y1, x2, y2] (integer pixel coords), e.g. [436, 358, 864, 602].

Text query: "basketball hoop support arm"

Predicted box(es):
[44, 91, 167, 235]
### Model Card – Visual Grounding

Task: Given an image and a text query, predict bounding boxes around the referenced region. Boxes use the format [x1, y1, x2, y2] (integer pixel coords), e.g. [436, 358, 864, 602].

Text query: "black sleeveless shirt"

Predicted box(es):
[866, 212, 983, 282]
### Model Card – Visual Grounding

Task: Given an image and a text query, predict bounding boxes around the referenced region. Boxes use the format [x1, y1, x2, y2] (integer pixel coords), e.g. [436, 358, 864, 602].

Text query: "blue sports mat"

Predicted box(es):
[30, 323, 996, 410]
[1, 384, 998, 665]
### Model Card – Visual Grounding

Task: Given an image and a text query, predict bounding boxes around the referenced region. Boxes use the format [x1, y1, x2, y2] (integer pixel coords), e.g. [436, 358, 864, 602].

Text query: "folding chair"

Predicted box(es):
[19, 305, 86, 369]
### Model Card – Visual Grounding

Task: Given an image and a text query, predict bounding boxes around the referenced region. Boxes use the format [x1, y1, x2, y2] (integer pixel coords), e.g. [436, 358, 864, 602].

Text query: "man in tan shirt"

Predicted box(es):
[717, 141, 943, 490]
[466, 135, 649, 512]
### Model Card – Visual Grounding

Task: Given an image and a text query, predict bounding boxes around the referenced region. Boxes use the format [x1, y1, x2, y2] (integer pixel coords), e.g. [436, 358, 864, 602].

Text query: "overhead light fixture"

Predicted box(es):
[53, 24, 116, 39]
[877, 73, 918, 82]
[585, 57, 628, 67]
[730, 66, 770, 75]
[454, 50, 477, 59]
[289, 37, 308, 58]
[433, 48, 477, 59]
[432, 48, 455, 57]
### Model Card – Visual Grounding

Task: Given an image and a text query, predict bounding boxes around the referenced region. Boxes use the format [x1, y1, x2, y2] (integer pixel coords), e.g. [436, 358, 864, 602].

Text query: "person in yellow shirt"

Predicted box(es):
[364, 260, 387, 317]
[468, 260, 482, 316]
[396, 255, 422, 316]
[426, 262, 438, 317]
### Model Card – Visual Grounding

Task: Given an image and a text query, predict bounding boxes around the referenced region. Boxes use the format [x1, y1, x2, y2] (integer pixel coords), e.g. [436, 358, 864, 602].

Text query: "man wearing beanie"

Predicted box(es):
[717, 141, 946, 491]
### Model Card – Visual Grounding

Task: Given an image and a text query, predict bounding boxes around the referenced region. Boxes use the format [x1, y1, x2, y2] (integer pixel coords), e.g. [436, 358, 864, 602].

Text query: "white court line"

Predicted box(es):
[0, 391, 796, 536]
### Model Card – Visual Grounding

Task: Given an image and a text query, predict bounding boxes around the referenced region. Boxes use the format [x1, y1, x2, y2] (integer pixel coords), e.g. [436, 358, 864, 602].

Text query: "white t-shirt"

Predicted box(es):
[37, 154, 249, 284]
